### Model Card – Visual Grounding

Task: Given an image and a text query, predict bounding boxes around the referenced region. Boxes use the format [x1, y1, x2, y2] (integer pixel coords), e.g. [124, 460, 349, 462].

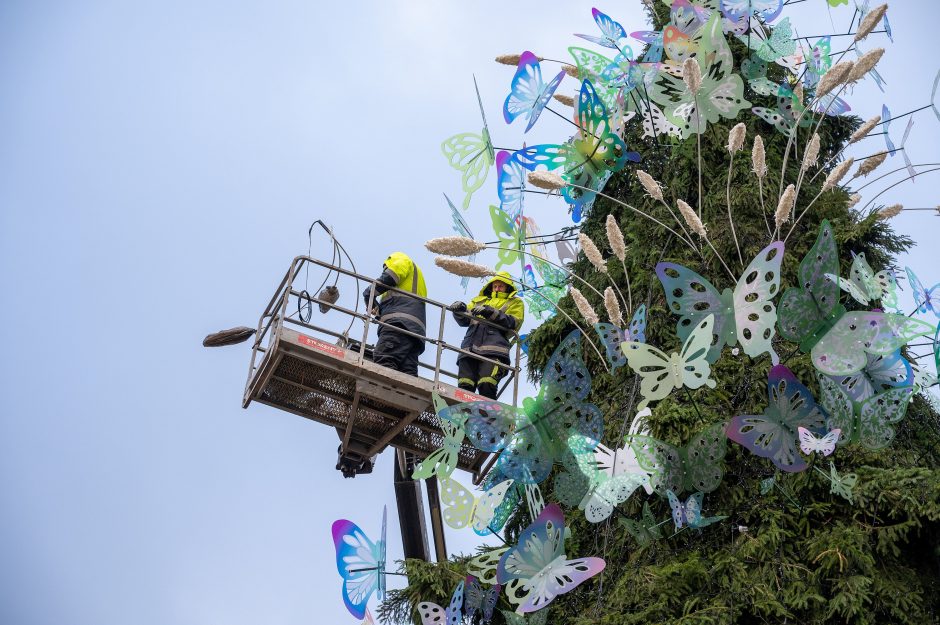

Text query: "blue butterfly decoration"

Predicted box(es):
[593, 304, 647, 370]
[503, 51, 565, 133]
[445, 193, 476, 292]
[331, 506, 387, 619]
[666, 490, 727, 531]
[906, 267, 940, 318]
[575, 7, 631, 50]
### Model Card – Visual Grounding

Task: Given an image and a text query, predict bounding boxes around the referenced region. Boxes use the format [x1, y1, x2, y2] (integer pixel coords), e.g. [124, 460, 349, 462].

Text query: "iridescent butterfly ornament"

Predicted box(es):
[594, 304, 647, 370]
[666, 490, 727, 531]
[504, 51, 565, 132]
[726, 365, 827, 472]
[442, 77, 496, 208]
[657, 241, 784, 363]
[497, 504, 605, 614]
[441, 331, 604, 484]
[776, 220, 933, 377]
[417, 579, 464, 625]
[332, 507, 387, 619]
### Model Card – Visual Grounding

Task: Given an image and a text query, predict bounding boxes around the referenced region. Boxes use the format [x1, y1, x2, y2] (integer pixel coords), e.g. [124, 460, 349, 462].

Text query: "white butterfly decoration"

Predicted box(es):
[621, 314, 718, 410]
[524, 483, 545, 519]
[797, 426, 841, 457]
[439, 476, 514, 535]
[592, 408, 655, 496]
[417, 580, 464, 625]
[824, 252, 899, 309]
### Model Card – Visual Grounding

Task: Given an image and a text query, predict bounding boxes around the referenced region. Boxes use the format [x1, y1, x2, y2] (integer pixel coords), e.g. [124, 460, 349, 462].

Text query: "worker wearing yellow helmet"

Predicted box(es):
[449, 271, 524, 399]
[362, 252, 427, 376]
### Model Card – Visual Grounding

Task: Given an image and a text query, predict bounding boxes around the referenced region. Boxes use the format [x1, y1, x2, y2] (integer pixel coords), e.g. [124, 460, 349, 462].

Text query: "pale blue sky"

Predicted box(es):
[0, 2, 937, 625]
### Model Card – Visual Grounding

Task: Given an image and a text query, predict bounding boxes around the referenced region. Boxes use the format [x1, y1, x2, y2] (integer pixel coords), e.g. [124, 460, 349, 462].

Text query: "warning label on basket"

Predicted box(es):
[453, 389, 486, 403]
[297, 334, 346, 358]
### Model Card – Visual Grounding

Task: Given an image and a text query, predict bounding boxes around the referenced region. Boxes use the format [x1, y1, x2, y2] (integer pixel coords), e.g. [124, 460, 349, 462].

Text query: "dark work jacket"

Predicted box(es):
[362, 253, 427, 353]
[453, 273, 524, 363]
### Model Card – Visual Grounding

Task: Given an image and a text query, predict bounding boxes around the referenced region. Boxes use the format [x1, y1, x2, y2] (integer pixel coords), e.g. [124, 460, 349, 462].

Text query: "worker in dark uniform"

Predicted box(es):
[449, 271, 524, 399]
[362, 252, 427, 376]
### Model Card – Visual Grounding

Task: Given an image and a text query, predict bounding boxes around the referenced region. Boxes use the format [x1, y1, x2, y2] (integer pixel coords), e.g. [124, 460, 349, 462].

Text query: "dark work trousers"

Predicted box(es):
[373, 328, 423, 376]
[457, 356, 507, 399]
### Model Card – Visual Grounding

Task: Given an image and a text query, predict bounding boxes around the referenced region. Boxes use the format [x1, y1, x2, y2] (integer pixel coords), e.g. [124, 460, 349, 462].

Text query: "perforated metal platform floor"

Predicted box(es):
[244, 326, 493, 478]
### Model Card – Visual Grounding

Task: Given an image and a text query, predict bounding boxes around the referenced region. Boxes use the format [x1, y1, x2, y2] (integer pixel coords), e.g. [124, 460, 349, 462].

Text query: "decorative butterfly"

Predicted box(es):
[438, 475, 515, 535]
[719, 0, 783, 33]
[648, 12, 752, 138]
[825, 462, 858, 504]
[588, 408, 655, 499]
[464, 576, 501, 624]
[825, 252, 899, 309]
[800, 37, 832, 88]
[443, 330, 604, 484]
[515, 79, 640, 218]
[504, 51, 565, 133]
[906, 267, 940, 318]
[797, 426, 841, 456]
[657, 241, 784, 363]
[442, 77, 496, 209]
[741, 55, 777, 96]
[853, 43, 886, 91]
[621, 314, 718, 410]
[496, 149, 529, 222]
[413, 398, 466, 480]
[747, 16, 795, 62]
[619, 501, 664, 547]
[575, 7, 631, 49]
[911, 362, 939, 393]
[777, 220, 934, 376]
[567, 47, 620, 111]
[501, 609, 549, 625]
[629, 421, 728, 495]
[594, 304, 648, 370]
[417, 579, 464, 625]
[554, 445, 649, 523]
[817, 373, 913, 450]
[932, 69, 940, 124]
[726, 365, 828, 472]
[490, 204, 523, 271]
[332, 507, 387, 620]
[825, 350, 912, 405]
[632, 0, 711, 69]
[497, 504, 606, 613]
[444, 194, 477, 292]
[468, 547, 508, 587]
[882, 106, 915, 179]
[666, 490, 727, 531]
[752, 82, 814, 137]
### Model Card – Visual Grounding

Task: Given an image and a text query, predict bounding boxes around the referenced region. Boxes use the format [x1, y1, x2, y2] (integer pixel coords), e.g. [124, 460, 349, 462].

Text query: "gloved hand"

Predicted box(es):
[471, 305, 496, 319]
[448, 300, 468, 313]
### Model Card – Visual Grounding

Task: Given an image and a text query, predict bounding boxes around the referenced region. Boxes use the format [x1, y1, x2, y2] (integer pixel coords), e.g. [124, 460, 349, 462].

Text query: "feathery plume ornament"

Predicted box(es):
[434, 257, 494, 278]
[877, 204, 903, 220]
[636, 170, 664, 201]
[682, 58, 701, 94]
[855, 152, 887, 178]
[727, 123, 747, 154]
[855, 4, 888, 42]
[848, 193, 862, 208]
[849, 115, 881, 144]
[752, 135, 767, 178]
[775, 185, 796, 228]
[425, 236, 487, 256]
[605, 214, 626, 262]
[562, 64, 580, 78]
[553, 93, 575, 107]
[495, 53, 541, 66]
[801, 133, 821, 172]
[678, 199, 707, 236]
[848, 47, 884, 83]
[527, 171, 567, 191]
[823, 157, 855, 191]
[815, 61, 854, 97]
[570, 287, 600, 325]
[604, 287, 623, 327]
[578, 233, 608, 273]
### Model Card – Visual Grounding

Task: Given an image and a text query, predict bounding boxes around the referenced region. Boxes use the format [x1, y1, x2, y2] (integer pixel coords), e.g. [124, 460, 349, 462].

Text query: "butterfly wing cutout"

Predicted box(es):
[413, 417, 465, 480]
[797, 426, 841, 456]
[656, 262, 733, 363]
[733, 242, 784, 360]
[818, 373, 913, 449]
[811, 312, 934, 376]
[417, 580, 464, 625]
[504, 51, 565, 132]
[726, 365, 827, 472]
[828, 462, 857, 504]
[332, 519, 383, 619]
[630, 422, 727, 496]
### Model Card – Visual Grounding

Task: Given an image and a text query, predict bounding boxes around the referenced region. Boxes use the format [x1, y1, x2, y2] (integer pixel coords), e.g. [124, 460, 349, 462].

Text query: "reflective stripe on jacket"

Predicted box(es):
[453, 271, 524, 362]
[362, 252, 427, 350]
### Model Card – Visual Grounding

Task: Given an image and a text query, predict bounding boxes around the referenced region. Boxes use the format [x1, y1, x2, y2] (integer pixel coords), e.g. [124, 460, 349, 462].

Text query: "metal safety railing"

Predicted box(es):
[244, 256, 522, 407]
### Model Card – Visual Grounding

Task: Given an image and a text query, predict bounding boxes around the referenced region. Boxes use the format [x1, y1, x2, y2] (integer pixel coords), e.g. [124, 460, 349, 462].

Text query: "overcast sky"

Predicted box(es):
[0, 2, 937, 624]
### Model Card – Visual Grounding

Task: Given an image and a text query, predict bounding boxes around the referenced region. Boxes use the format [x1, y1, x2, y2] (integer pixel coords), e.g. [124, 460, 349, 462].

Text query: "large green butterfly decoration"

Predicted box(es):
[648, 12, 751, 138]
[817, 374, 913, 450]
[628, 422, 728, 496]
[441, 77, 496, 209]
